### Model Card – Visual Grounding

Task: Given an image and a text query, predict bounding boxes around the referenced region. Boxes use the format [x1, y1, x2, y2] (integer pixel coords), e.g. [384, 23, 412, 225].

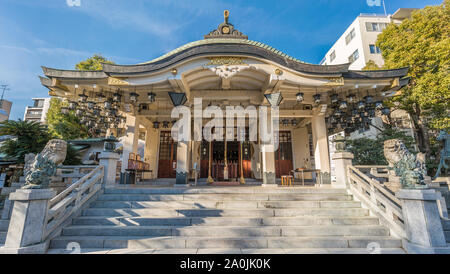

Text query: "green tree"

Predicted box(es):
[75, 54, 114, 71]
[0, 120, 52, 163]
[46, 98, 89, 140]
[362, 60, 382, 70]
[376, 0, 450, 155]
[346, 127, 415, 166]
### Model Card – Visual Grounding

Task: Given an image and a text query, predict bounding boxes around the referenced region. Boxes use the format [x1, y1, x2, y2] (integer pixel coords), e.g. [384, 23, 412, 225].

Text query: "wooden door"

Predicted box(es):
[158, 131, 177, 178]
[275, 131, 293, 178]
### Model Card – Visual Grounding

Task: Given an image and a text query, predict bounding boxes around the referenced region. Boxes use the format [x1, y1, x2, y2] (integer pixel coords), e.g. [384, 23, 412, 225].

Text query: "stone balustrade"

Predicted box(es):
[336, 153, 450, 254]
[0, 150, 119, 254]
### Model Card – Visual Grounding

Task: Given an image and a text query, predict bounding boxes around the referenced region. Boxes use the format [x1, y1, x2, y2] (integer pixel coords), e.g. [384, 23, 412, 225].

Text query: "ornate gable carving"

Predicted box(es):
[204, 10, 248, 40]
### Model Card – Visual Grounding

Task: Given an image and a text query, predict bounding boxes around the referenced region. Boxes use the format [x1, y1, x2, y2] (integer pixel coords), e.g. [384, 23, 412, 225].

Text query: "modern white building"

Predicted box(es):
[320, 9, 417, 70]
[23, 97, 51, 123]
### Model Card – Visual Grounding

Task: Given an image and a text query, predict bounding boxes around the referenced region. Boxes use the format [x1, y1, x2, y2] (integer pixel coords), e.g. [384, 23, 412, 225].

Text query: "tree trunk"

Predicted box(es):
[410, 108, 431, 157]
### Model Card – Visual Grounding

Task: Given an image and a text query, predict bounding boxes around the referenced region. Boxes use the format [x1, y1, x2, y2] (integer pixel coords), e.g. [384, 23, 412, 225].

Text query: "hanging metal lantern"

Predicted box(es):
[291, 119, 298, 126]
[147, 92, 156, 103]
[162, 121, 169, 128]
[296, 92, 304, 103]
[87, 101, 95, 110]
[153, 121, 160, 129]
[364, 95, 374, 104]
[381, 107, 391, 116]
[357, 101, 365, 110]
[330, 94, 339, 104]
[107, 108, 117, 116]
[104, 99, 112, 110]
[313, 94, 321, 104]
[281, 119, 289, 127]
[68, 101, 77, 110]
[129, 92, 139, 103]
[61, 107, 69, 115]
[347, 94, 356, 103]
[375, 101, 383, 110]
[96, 92, 106, 101]
[339, 100, 348, 110]
[93, 108, 100, 116]
[78, 90, 88, 103]
[113, 92, 122, 103]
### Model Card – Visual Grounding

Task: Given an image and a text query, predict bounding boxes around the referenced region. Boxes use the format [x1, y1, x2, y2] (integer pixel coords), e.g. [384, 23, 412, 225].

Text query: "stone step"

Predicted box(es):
[72, 216, 380, 227]
[89, 200, 361, 209]
[97, 193, 353, 202]
[61, 225, 390, 237]
[46, 247, 406, 254]
[49, 235, 402, 249]
[0, 220, 9, 231]
[443, 220, 450, 230]
[103, 187, 349, 195]
[81, 208, 370, 218]
[0, 232, 6, 244]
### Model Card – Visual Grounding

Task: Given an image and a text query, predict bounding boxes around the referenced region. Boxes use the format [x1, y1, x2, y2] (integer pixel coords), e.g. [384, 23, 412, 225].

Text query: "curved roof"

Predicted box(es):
[102, 39, 350, 76]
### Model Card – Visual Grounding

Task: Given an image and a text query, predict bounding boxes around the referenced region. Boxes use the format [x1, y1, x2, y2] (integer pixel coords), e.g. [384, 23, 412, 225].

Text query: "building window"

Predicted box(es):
[345, 28, 356, 45]
[348, 49, 359, 63]
[330, 50, 336, 62]
[33, 100, 44, 108]
[366, 22, 387, 32]
[369, 44, 381, 54]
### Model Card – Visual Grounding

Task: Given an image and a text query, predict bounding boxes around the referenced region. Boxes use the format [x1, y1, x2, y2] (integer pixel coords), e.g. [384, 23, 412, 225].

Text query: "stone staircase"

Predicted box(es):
[46, 186, 405, 254]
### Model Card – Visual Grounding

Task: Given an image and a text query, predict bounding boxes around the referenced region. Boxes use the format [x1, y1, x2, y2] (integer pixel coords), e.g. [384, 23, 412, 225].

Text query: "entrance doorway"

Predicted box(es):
[158, 131, 177, 178]
[275, 131, 293, 178]
[200, 140, 252, 180]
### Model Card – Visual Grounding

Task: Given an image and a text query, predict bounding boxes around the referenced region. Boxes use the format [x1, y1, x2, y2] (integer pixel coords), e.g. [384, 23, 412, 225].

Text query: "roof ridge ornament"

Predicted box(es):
[204, 10, 248, 40]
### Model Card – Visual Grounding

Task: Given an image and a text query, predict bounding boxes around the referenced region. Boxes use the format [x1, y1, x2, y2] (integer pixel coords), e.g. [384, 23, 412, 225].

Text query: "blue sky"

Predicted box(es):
[0, 0, 443, 120]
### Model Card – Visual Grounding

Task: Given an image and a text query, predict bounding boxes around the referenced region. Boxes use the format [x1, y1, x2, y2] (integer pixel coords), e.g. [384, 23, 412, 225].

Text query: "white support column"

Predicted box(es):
[175, 141, 190, 186]
[121, 114, 140, 174]
[144, 128, 159, 179]
[261, 144, 276, 186]
[311, 115, 331, 173]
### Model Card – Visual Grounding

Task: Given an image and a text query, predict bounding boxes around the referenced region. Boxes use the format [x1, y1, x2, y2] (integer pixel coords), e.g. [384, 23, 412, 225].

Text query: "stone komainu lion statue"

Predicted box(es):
[23, 139, 67, 189]
[383, 139, 427, 189]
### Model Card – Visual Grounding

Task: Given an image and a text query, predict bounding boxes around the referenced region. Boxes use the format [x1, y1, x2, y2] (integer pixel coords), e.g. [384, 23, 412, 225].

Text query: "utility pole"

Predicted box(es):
[0, 84, 10, 109]
[383, 0, 387, 16]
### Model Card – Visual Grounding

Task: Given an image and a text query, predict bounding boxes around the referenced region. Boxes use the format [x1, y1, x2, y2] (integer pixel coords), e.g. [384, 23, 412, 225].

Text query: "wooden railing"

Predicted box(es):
[43, 165, 104, 240]
[347, 165, 406, 238]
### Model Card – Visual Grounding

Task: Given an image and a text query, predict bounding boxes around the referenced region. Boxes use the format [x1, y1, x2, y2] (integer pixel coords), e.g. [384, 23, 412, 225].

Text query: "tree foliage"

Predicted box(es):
[46, 98, 90, 140]
[376, 0, 450, 154]
[0, 120, 52, 163]
[346, 127, 416, 166]
[75, 54, 114, 71]
[362, 60, 382, 71]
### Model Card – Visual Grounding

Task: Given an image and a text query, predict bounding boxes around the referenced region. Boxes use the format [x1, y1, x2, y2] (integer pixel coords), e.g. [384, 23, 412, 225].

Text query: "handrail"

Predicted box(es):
[43, 165, 104, 240]
[347, 165, 406, 238]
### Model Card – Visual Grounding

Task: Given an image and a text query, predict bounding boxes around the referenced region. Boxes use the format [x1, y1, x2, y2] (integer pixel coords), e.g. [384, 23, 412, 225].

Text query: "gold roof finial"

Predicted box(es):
[224, 10, 229, 24]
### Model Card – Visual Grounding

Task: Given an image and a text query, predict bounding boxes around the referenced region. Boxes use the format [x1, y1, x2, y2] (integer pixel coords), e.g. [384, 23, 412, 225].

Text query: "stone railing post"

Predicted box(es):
[0, 189, 55, 254]
[396, 188, 449, 254]
[98, 151, 119, 188]
[331, 152, 354, 188]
